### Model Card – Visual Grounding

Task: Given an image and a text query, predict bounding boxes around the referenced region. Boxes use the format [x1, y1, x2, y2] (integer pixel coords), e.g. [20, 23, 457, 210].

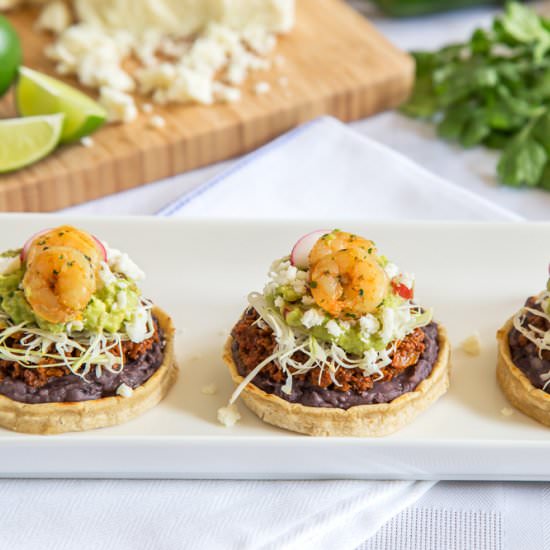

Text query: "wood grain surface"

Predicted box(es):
[0, 0, 413, 212]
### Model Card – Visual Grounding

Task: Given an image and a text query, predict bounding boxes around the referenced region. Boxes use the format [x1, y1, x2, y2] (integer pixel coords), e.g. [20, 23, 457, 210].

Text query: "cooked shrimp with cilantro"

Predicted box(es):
[222, 229, 451, 437]
[0, 225, 177, 435]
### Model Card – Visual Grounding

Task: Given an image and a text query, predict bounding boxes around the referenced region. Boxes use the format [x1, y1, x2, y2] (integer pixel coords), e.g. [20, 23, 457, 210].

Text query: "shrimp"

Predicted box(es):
[26, 225, 103, 268]
[309, 248, 389, 318]
[308, 230, 376, 267]
[22, 246, 97, 324]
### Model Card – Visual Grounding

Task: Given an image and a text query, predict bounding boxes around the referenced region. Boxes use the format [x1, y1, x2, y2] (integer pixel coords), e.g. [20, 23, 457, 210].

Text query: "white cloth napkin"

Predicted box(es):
[360, 481, 550, 550]
[0, 479, 432, 550]
[157, 116, 520, 221]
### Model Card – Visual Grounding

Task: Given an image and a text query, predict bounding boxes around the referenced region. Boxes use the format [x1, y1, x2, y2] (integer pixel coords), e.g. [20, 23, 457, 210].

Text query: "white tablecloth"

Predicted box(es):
[11, 3, 550, 549]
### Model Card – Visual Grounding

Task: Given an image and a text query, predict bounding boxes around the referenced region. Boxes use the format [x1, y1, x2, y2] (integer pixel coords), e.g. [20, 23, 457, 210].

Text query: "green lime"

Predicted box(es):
[15, 66, 107, 144]
[0, 114, 64, 173]
[0, 15, 22, 97]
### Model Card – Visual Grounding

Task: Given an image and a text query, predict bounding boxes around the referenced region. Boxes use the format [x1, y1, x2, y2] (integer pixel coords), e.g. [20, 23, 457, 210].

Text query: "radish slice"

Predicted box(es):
[93, 236, 107, 262]
[20, 229, 108, 262]
[20, 229, 50, 262]
[290, 229, 331, 269]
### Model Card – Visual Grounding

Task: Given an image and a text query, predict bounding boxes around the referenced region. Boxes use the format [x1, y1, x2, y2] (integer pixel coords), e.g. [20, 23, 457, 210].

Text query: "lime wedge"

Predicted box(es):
[0, 114, 64, 173]
[15, 67, 107, 144]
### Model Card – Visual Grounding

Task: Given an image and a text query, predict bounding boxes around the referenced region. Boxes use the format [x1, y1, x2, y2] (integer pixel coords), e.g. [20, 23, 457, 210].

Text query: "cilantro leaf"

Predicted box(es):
[497, 136, 547, 187]
[401, 1, 550, 190]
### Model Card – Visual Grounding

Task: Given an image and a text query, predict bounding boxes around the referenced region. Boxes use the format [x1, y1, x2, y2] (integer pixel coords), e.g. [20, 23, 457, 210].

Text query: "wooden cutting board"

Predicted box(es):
[0, 0, 413, 212]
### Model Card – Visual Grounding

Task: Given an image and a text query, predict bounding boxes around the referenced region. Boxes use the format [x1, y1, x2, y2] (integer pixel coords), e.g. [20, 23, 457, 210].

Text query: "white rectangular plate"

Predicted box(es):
[0, 215, 549, 480]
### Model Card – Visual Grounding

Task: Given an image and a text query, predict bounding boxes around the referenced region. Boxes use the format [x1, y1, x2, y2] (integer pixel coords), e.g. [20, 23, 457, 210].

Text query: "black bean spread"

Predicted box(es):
[508, 297, 550, 393]
[0, 319, 165, 404]
[231, 308, 440, 410]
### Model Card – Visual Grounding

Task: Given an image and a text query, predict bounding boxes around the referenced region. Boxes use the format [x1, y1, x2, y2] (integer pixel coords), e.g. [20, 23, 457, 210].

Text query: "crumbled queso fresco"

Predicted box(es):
[266, 258, 417, 340]
[256, 256, 428, 378]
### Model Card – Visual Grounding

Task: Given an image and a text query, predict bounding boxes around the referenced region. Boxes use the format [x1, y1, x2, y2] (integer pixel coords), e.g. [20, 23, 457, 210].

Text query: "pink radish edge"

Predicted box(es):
[20, 229, 50, 262]
[93, 236, 108, 262]
[20, 230, 108, 262]
[290, 229, 332, 269]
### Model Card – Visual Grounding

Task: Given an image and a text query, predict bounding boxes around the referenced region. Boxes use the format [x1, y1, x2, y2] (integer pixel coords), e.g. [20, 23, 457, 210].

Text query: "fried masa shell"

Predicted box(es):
[223, 324, 451, 437]
[0, 307, 178, 435]
[497, 318, 550, 427]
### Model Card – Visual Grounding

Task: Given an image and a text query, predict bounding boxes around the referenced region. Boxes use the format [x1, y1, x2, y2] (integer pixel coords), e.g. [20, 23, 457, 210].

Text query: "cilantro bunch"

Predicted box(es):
[401, 2, 550, 189]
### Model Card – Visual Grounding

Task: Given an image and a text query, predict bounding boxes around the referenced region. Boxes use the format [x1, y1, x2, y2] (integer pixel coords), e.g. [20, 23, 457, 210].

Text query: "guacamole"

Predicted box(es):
[0, 262, 141, 334]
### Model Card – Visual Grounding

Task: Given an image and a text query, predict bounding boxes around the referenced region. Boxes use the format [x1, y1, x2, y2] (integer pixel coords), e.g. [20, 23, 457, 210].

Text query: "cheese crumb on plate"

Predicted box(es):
[460, 332, 482, 356]
[201, 384, 218, 396]
[217, 403, 241, 427]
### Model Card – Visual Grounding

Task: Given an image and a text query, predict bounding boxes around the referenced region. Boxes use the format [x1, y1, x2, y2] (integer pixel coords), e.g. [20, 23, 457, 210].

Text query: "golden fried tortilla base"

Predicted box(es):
[224, 324, 451, 437]
[0, 307, 178, 435]
[497, 318, 550, 427]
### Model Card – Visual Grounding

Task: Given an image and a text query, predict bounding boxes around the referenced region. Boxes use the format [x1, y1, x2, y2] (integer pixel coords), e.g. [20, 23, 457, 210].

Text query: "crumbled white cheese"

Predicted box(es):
[116, 290, 128, 310]
[384, 262, 400, 280]
[242, 26, 276, 55]
[201, 383, 218, 396]
[46, 24, 135, 91]
[225, 40, 270, 85]
[291, 279, 307, 295]
[136, 63, 177, 95]
[254, 81, 271, 95]
[326, 320, 343, 338]
[72, 0, 295, 37]
[36, 0, 72, 34]
[159, 37, 190, 58]
[99, 87, 138, 123]
[380, 307, 396, 343]
[264, 259, 310, 298]
[359, 314, 380, 336]
[133, 28, 163, 67]
[142, 102, 154, 114]
[154, 66, 214, 105]
[301, 295, 315, 306]
[149, 115, 166, 129]
[184, 34, 228, 76]
[32, 0, 296, 113]
[461, 332, 482, 356]
[213, 81, 241, 103]
[301, 308, 325, 329]
[106, 247, 145, 281]
[116, 383, 134, 398]
[125, 306, 149, 343]
[500, 407, 514, 417]
[80, 136, 94, 148]
[98, 261, 117, 286]
[274, 296, 284, 309]
[217, 403, 241, 427]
